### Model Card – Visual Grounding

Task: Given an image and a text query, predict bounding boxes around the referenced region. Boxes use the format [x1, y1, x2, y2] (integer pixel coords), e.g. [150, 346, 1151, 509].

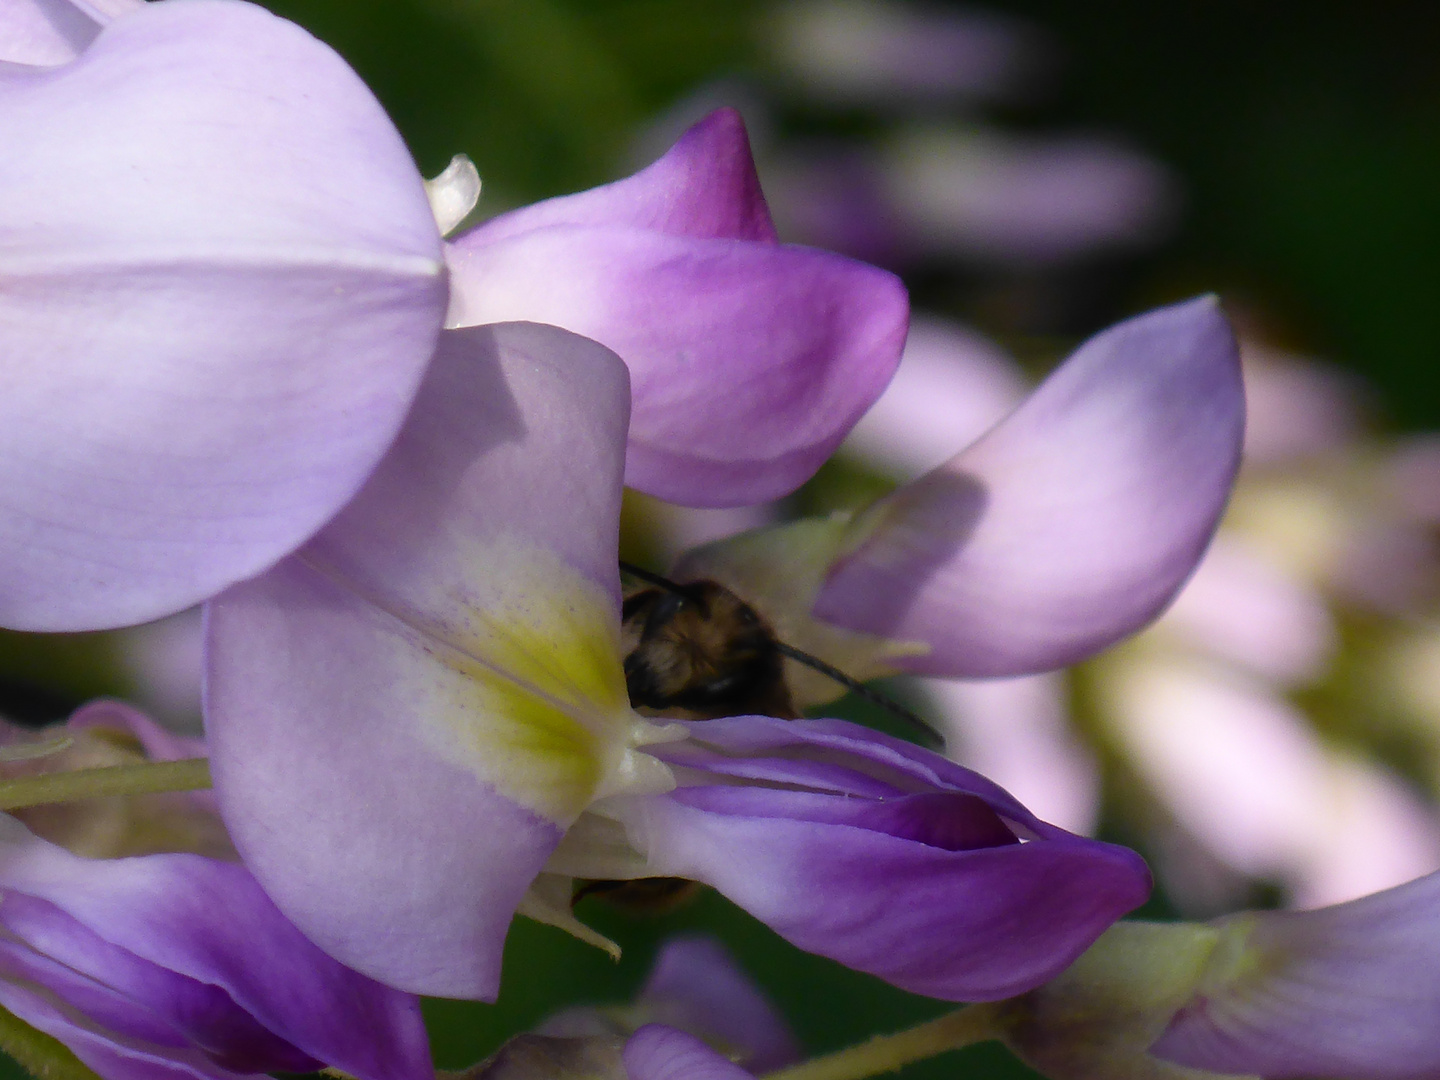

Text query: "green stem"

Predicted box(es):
[0, 759, 212, 810]
[762, 1005, 1001, 1080]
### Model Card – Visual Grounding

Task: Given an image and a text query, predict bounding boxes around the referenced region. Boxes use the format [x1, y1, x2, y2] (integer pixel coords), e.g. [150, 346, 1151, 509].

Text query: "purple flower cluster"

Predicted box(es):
[8, 4, 1417, 1080]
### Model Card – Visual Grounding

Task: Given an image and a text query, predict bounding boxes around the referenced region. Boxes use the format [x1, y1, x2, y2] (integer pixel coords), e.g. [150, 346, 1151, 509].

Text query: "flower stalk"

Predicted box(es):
[0, 758, 212, 809]
[761, 1005, 1001, 1080]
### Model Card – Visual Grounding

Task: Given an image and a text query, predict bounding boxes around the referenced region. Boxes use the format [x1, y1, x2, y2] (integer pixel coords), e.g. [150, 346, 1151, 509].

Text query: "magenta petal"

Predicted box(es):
[1153, 871, 1440, 1080]
[206, 323, 632, 998]
[623, 1026, 756, 1080]
[815, 296, 1243, 676]
[448, 227, 907, 505]
[0, 0, 445, 630]
[458, 108, 777, 244]
[0, 823, 431, 1080]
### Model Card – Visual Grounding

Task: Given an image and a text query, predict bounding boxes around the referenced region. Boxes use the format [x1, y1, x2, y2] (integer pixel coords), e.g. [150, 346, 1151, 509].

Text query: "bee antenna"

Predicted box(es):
[619, 562, 945, 749]
[619, 561, 704, 601]
[772, 641, 945, 749]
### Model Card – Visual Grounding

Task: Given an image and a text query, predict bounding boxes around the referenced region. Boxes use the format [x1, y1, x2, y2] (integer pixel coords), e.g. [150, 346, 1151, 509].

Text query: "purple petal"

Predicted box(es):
[639, 938, 800, 1072]
[647, 715, 1046, 830]
[630, 791, 1149, 1001]
[0, 0, 445, 631]
[815, 296, 1243, 676]
[623, 1025, 756, 1080]
[447, 227, 907, 505]
[1153, 871, 1440, 1080]
[0, 820, 432, 1080]
[627, 716, 1151, 1001]
[0, 895, 317, 1073]
[459, 108, 777, 244]
[0, 969, 236, 1080]
[207, 323, 634, 998]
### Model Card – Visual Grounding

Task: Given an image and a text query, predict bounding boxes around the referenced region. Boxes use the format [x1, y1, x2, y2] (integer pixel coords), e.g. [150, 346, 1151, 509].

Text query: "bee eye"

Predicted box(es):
[646, 592, 686, 631]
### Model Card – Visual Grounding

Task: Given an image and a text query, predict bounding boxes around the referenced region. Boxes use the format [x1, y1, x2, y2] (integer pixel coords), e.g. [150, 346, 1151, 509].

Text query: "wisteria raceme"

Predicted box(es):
[0, 0, 906, 632]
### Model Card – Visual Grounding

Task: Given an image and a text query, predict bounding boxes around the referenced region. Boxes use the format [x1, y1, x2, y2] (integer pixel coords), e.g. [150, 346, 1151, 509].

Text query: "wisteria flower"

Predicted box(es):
[0, 699, 230, 861]
[993, 868, 1440, 1080]
[0, 813, 430, 1080]
[539, 935, 800, 1073]
[206, 320, 1149, 1001]
[468, 1024, 756, 1080]
[0, 0, 905, 631]
[670, 296, 1245, 701]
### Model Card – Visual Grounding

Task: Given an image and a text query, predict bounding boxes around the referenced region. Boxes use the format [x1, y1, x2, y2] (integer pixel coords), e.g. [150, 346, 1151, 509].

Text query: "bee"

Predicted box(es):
[621, 575, 799, 722]
[572, 562, 941, 916]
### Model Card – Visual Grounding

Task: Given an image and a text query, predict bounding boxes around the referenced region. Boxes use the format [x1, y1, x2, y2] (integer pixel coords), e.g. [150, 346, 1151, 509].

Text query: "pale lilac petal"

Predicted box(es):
[0, 0, 446, 630]
[459, 108, 777, 244]
[447, 228, 907, 505]
[1153, 871, 1440, 1080]
[207, 561, 563, 1000]
[1155, 536, 1336, 685]
[838, 316, 1027, 478]
[207, 323, 633, 998]
[623, 1025, 755, 1080]
[815, 296, 1243, 676]
[0, 820, 432, 1080]
[1104, 656, 1333, 884]
[639, 938, 799, 1072]
[0, 0, 99, 65]
[628, 717, 1151, 1001]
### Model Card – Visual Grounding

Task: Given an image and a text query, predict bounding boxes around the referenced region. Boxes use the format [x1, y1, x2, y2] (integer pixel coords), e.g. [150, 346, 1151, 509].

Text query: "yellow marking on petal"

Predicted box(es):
[407, 538, 675, 825]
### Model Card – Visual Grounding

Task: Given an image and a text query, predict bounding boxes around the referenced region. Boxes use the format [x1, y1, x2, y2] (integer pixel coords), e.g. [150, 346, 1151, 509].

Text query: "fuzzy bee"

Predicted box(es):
[571, 563, 940, 915]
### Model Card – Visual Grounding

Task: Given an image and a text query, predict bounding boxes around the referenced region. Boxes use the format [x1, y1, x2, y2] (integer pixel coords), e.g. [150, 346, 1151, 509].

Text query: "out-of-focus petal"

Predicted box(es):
[447, 227, 907, 505]
[881, 125, 1179, 266]
[622, 717, 1151, 1002]
[0, 0, 446, 631]
[623, 1025, 755, 1080]
[815, 297, 1243, 677]
[638, 938, 799, 1073]
[1153, 871, 1440, 1080]
[0, 701, 226, 860]
[207, 324, 667, 999]
[455, 108, 777, 245]
[1154, 536, 1336, 685]
[1101, 655, 1440, 908]
[1240, 343, 1359, 467]
[767, 0, 1042, 106]
[838, 316, 1026, 478]
[924, 673, 1101, 836]
[0, 819, 432, 1080]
